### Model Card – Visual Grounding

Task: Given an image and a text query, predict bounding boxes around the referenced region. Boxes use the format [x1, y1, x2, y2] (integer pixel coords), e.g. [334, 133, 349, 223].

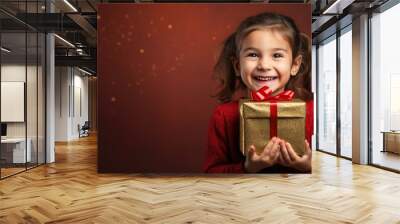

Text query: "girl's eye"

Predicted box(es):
[273, 53, 283, 58]
[246, 53, 258, 58]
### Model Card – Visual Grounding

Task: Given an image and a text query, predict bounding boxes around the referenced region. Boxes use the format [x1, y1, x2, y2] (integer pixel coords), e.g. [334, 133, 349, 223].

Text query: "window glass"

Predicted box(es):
[371, 3, 400, 171]
[339, 28, 352, 158]
[317, 35, 337, 154]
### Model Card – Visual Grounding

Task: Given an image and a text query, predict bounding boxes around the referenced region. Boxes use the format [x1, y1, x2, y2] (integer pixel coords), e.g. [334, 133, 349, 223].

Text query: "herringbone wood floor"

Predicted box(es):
[1, 134, 400, 223]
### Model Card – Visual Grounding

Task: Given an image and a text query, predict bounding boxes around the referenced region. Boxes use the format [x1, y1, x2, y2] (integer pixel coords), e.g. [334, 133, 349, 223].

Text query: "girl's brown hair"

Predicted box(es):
[213, 12, 312, 103]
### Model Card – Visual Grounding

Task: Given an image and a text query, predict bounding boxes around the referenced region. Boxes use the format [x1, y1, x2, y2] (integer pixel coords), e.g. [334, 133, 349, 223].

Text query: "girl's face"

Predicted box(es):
[234, 29, 302, 95]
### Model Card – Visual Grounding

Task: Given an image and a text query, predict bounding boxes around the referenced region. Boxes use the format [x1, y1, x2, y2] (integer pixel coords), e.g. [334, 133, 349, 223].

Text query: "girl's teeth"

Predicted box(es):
[255, 76, 276, 81]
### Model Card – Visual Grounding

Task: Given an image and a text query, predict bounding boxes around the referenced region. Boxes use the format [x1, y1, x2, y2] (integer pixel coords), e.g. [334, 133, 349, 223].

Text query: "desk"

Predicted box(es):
[1, 138, 31, 163]
[382, 131, 400, 154]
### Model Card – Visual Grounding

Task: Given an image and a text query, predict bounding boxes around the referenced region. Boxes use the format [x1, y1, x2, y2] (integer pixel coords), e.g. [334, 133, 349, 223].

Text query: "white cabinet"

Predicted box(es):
[1, 138, 32, 163]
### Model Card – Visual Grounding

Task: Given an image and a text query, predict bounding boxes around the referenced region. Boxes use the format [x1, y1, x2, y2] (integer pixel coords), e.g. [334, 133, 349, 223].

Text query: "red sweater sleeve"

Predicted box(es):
[203, 107, 245, 173]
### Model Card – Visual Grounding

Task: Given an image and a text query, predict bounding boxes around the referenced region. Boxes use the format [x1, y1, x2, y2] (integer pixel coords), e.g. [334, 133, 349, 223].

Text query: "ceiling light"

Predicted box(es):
[78, 67, 93, 76]
[54, 34, 75, 48]
[63, 0, 78, 12]
[1, 47, 11, 53]
[323, 0, 355, 15]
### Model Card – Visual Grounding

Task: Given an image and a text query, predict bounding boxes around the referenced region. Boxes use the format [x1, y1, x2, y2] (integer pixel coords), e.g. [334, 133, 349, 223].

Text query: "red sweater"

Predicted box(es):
[203, 100, 314, 173]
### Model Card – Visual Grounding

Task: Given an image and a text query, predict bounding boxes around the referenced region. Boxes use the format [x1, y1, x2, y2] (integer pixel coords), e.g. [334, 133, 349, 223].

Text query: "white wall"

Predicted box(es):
[55, 66, 70, 141]
[55, 67, 89, 141]
[1, 64, 26, 81]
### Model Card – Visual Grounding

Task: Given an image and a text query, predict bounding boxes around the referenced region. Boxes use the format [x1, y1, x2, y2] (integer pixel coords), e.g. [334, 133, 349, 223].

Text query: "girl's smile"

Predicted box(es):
[252, 74, 278, 83]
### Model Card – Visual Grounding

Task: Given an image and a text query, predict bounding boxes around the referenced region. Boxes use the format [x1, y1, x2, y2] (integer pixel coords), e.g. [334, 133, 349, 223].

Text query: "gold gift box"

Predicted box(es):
[239, 99, 306, 156]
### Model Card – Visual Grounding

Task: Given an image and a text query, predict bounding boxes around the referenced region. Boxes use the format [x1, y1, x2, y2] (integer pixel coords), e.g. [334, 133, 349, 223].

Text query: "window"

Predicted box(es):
[339, 27, 352, 158]
[317, 35, 337, 154]
[370, 2, 400, 171]
[0, 1, 46, 179]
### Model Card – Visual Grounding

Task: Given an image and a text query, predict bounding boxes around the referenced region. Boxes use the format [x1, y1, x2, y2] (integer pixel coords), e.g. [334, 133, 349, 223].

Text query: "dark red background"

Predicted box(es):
[98, 3, 311, 173]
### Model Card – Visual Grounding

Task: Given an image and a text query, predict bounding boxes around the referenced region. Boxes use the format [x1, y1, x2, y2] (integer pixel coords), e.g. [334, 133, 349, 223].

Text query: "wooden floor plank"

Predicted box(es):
[0, 134, 400, 223]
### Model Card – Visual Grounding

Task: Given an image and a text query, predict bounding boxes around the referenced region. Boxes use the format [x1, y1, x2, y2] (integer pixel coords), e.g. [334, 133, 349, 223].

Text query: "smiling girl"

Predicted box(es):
[203, 12, 313, 173]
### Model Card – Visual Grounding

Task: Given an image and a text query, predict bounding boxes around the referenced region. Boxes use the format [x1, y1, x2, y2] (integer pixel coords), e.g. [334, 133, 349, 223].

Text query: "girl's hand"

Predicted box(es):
[278, 139, 312, 172]
[244, 137, 281, 173]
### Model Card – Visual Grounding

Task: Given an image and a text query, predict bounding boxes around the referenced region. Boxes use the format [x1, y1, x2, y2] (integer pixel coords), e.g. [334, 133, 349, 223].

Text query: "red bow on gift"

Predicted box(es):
[250, 86, 294, 101]
[250, 86, 295, 138]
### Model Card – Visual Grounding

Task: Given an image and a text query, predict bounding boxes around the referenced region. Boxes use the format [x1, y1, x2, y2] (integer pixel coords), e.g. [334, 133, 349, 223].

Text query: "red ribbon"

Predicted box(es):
[250, 86, 294, 139]
[270, 101, 278, 138]
[251, 86, 294, 101]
